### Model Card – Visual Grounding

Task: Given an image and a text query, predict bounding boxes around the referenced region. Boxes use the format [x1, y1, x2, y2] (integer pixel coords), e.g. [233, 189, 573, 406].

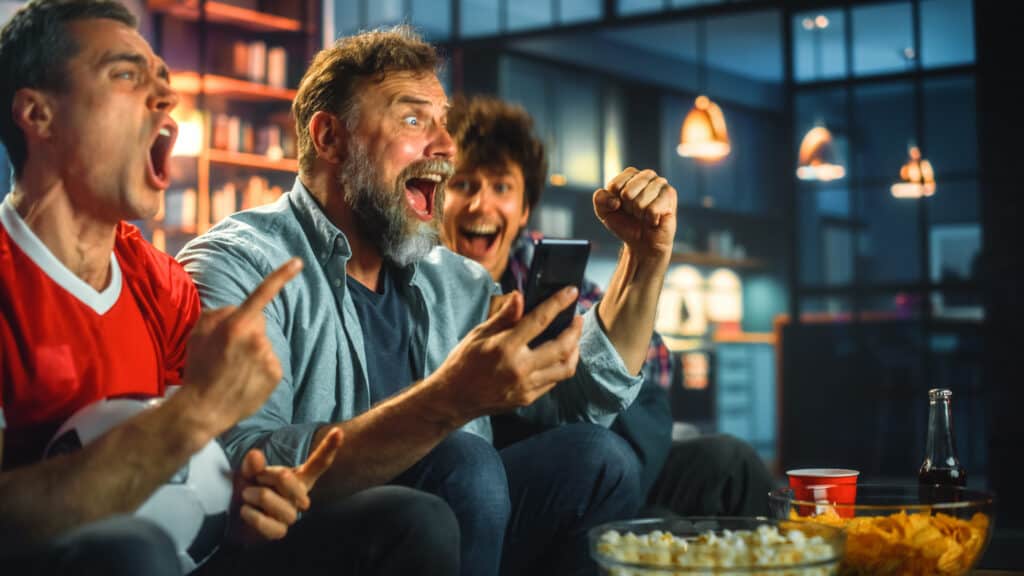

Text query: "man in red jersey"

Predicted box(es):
[0, 1, 399, 574]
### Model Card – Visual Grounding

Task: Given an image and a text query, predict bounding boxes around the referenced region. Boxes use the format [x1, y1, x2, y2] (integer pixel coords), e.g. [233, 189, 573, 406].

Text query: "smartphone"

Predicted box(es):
[522, 238, 591, 348]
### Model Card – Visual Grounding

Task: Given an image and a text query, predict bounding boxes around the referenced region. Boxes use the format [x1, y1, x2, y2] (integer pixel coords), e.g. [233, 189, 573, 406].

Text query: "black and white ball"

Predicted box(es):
[44, 397, 233, 574]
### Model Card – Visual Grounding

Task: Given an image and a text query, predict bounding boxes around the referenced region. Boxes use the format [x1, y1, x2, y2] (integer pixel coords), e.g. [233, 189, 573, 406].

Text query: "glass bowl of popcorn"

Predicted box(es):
[768, 484, 994, 576]
[589, 517, 845, 575]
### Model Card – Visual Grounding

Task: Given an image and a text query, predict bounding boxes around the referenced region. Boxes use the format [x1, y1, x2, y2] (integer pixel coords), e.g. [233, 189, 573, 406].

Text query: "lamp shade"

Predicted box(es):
[890, 146, 936, 198]
[677, 96, 731, 161]
[796, 125, 846, 181]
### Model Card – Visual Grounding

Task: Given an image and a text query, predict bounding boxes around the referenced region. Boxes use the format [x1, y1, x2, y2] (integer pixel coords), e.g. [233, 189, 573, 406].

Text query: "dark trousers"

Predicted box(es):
[646, 434, 776, 517]
[394, 423, 644, 576]
[5, 516, 182, 576]
[197, 485, 459, 576]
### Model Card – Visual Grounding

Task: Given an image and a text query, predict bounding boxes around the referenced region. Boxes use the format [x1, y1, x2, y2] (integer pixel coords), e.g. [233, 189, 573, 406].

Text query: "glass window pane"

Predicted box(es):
[799, 185, 854, 287]
[857, 183, 921, 284]
[673, 0, 724, 6]
[556, 72, 601, 187]
[924, 76, 977, 178]
[852, 82, 914, 184]
[928, 179, 979, 226]
[661, 94, 700, 207]
[412, 0, 451, 41]
[707, 10, 783, 87]
[852, 2, 915, 76]
[461, 0, 499, 38]
[333, 0, 361, 39]
[921, 0, 975, 68]
[793, 9, 846, 83]
[367, 0, 403, 28]
[931, 289, 984, 321]
[860, 291, 924, 320]
[560, 0, 602, 24]
[617, 0, 663, 17]
[799, 295, 852, 322]
[929, 222, 981, 284]
[509, 0, 552, 31]
[499, 56, 556, 174]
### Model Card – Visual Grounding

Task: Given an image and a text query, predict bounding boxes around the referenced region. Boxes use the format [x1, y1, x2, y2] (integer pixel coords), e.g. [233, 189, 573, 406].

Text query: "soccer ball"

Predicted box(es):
[44, 397, 233, 574]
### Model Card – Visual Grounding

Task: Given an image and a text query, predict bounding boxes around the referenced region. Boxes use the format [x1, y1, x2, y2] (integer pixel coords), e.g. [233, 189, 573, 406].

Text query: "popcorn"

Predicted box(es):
[595, 524, 839, 576]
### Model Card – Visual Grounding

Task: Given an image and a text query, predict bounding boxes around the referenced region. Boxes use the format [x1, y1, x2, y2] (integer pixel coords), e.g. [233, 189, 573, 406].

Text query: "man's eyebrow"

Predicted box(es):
[393, 95, 433, 107]
[99, 51, 169, 81]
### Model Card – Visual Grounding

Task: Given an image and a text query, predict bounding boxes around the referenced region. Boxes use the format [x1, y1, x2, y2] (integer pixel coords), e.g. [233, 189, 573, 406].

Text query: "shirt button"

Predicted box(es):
[333, 278, 342, 288]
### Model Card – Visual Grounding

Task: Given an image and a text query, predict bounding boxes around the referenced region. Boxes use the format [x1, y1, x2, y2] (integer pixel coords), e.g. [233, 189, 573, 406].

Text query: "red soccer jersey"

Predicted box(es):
[0, 200, 200, 470]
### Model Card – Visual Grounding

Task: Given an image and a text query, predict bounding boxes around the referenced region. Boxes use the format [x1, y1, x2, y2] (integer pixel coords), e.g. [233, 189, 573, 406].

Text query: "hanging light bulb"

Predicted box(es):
[677, 95, 731, 161]
[796, 125, 846, 181]
[890, 145, 936, 198]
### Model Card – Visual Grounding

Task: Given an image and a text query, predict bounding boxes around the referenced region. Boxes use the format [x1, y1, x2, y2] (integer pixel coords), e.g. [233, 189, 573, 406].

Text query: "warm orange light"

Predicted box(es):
[677, 95, 731, 161]
[796, 125, 846, 181]
[891, 146, 936, 198]
[549, 173, 568, 186]
[171, 108, 204, 158]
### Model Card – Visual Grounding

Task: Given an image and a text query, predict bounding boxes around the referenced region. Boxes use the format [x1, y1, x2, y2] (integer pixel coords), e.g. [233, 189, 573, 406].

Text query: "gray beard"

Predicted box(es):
[339, 141, 450, 268]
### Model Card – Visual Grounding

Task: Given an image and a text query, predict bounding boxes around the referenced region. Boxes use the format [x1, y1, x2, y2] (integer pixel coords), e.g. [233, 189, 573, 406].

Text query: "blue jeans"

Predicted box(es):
[394, 423, 643, 576]
[197, 485, 459, 576]
[5, 516, 181, 576]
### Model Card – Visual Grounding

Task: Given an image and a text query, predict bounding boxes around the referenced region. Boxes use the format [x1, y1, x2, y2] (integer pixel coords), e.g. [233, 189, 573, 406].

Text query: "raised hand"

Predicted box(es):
[178, 258, 303, 438]
[433, 287, 583, 419]
[233, 428, 345, 542]
[593, 167, 678, 261]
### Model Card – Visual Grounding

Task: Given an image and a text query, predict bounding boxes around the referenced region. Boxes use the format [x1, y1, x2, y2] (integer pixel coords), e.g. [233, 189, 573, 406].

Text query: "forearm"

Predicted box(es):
[310, 379, 470, 502]
[597, 245, 671, 375]
[0, 393, 211, 551]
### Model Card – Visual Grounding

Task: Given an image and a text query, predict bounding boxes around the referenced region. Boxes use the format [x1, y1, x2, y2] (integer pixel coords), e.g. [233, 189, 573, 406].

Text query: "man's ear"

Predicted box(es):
[518, 203, 531, 229]
[11, 88, 56, 140]
[309, 111, 346, 165]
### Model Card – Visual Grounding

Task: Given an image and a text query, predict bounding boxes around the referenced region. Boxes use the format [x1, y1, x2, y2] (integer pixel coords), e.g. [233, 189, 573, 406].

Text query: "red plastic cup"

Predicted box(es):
[787, 468, 859, 518]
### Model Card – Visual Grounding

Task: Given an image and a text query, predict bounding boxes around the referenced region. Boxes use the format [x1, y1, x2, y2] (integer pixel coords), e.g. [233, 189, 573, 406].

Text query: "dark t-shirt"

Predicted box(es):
[346, 265, 414, 404]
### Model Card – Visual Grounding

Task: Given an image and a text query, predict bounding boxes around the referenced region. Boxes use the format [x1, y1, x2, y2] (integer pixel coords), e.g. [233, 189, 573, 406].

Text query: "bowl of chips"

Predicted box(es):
[589, 516, 845, 575]
[768, 484, 994, 576]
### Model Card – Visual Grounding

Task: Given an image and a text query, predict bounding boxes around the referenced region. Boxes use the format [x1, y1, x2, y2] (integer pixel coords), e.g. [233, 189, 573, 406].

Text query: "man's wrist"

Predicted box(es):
[160, 385, 222, 454]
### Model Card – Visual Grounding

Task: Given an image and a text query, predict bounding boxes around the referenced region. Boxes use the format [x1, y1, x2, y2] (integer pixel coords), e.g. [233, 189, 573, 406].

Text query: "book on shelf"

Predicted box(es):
[267, 47, 288, 89]
[162, 188, 197, 229]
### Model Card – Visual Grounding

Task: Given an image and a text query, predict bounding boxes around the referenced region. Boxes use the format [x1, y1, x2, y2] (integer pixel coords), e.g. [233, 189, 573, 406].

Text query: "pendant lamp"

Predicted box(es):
[890, 146, 936, 198]
[677, 17, 730, 162]
[796, 125, 846, 181]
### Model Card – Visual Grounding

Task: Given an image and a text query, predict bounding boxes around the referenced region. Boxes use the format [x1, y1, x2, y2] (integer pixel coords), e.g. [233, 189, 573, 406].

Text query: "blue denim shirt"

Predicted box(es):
[177, 179, 642, 469]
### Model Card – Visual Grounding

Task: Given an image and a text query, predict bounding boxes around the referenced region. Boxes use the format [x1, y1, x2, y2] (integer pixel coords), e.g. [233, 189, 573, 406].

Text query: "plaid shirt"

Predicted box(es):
[503, 230, 672, 390]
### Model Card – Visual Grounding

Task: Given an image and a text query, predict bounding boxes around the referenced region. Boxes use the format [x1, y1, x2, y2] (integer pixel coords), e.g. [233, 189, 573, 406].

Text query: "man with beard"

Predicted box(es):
[443, 96, 776, 519]
[178, 25, 676, 576]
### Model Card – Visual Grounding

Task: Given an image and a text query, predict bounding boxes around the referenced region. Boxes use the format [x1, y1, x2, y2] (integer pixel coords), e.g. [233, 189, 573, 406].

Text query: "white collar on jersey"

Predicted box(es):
[0, 196, 122, 315]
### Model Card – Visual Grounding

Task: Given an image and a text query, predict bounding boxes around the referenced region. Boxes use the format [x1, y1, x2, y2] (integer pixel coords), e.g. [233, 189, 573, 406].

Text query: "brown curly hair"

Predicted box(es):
[293, 25, 440, 175]
[447, 95, 547, 211]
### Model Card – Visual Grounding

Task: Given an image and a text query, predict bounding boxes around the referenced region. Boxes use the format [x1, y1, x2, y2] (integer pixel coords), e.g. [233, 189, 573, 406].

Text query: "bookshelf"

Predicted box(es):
[147, 0, 321, 254]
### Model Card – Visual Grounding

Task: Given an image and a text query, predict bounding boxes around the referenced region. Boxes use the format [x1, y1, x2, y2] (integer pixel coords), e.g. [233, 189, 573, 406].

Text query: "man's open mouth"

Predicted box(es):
[457, 222, 501, 258]
[147, 122, 177, 190]
[405, 173, 442, 222]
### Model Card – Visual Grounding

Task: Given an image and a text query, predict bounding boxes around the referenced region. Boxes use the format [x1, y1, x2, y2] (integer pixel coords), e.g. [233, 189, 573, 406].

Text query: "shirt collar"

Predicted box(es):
[286, 177, 420, 286]
[287, 177, 351, 268]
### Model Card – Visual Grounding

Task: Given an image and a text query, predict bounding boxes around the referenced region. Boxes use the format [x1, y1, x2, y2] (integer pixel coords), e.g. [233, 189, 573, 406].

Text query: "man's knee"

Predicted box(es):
[51, 516, 181, 576]
[429, 431, 511, 518]
[561, 424, 643, 502]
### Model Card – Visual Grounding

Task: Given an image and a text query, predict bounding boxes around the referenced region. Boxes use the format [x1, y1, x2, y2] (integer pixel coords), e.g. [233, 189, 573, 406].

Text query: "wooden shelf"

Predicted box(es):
[208, 149, 298, 172]
[151, 222, 197, 235]
[170, 71, 296, 102]
[671, 251, 768, 269]
[148, 0, 303, 32]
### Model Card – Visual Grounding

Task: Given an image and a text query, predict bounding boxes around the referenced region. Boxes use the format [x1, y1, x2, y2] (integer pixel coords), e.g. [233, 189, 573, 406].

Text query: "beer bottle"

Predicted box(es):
[918, 388, 967, 487]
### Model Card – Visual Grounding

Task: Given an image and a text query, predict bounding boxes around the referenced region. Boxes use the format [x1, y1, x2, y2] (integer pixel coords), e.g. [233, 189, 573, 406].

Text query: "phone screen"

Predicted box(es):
[522, 238, 591, 348]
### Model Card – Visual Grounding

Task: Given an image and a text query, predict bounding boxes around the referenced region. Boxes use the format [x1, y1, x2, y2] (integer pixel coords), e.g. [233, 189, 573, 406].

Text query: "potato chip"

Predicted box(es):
[790, 509, 990, 575]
